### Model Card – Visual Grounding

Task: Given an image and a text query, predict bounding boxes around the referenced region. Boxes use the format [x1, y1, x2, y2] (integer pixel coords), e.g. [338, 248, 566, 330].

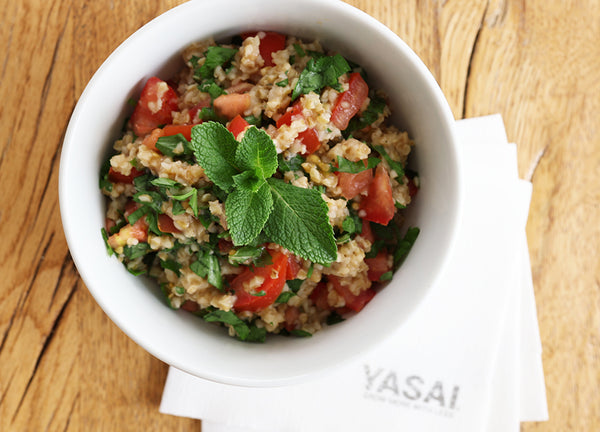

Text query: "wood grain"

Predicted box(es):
[1, 0, 598, 430]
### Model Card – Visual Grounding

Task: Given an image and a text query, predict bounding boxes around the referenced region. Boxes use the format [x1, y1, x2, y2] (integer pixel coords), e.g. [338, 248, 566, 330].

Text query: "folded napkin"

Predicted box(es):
[160, 115, 548, 431]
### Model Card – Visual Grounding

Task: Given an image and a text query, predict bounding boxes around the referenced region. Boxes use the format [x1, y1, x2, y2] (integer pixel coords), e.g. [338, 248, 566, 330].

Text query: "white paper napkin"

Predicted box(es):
[159, 115, 548, 431]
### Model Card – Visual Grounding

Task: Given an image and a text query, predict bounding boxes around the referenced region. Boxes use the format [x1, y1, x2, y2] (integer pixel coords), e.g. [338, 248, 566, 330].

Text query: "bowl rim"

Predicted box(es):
[59, 0, 464, 387]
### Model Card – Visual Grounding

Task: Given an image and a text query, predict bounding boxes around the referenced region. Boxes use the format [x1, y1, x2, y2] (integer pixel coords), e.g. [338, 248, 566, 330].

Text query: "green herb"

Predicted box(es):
[306, 263, 314, 278]
[126, 265, 146, 276]
[275, 291, 296, 303]
[251, 290, 266, 297]
[373, 145, 404, 180]
[380, 271, 393, 281]
[172, 200, 185, 215]
[150, 177, 180, 189]
[312, 184, 326, 194]
[331, 156, 380, 174]
[287, 279, 303, 293]
[99, 159, 113, 192]
[276, 78, 289, 87]
[191, 122, 337, 264]
[190, 248, 223, 291]
[195, 46, 237, 81]
[123, 243, 151, 260]
[155, 134, 192, 158]
[393, 227, 420, 268]
[133, 191, 164, 213]
[292, 54, 350, 100]
[171, 188, 196, 201]
[290, 329, 312, 338]
[199, 80, 227, 99]
[342, 206, 362, 235]
[244, 115, 262, 127]
[336, 232, 351, 244]
[289, 55, 296, 65]
[160, 283, 176, 309]
[198, 107, 225, 123]
[101, 228, 114, 256]
[228, 245, 265, 265]
[175, 286, 185, 295]
[127, 97, 137, 107]
[203, 309, 265, 342]
[277, 154, 304, 172]
[188, 189, 199, 217]
[293, 43, 306, 57]
[326, 311, 346, 325]
[160, 259, 182, 277]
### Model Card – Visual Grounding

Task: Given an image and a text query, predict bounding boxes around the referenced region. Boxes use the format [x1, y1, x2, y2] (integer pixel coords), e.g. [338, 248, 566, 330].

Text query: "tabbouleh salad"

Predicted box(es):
[100, 31, 420, 342]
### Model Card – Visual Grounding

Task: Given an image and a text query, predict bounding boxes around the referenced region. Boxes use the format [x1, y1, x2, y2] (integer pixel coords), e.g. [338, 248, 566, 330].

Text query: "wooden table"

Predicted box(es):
[1, 0, 598, 430]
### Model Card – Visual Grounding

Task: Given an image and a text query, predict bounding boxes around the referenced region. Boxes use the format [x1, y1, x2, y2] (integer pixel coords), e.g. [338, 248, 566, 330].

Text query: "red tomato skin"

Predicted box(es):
[336, 167, 373, 200]
[286, 255, 301, 280]
[284, 306, 300, 331]
[232, 251, 288, 312]
[309, 282, 331, 311]
[157, 213, 181, 234]
[276, 101, 303, 128]
[131, 77, 179, 136]
[331, 72, 369, 130]
[298, 128, 321, 155]
[108, 166, 144, 184]
[277, 101, 320, 154]
[242, 31, 286, 67]
[227, 114, 250, 139]
[365, 250, 392, 281]
[329, 276, 376, 313]
[359, 219, 375, 243]
[162, 124, 194, 141]
[360, 165, 396, 226]
[181, 300, 199, 312]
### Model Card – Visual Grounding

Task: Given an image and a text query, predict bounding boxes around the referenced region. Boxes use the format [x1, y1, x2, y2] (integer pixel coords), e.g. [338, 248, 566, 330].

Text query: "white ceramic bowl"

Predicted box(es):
[59, 0, 462, 386]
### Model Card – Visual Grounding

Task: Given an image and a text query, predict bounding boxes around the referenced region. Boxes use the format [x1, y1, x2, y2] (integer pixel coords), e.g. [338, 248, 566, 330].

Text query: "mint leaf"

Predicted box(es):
[235, 127, 278, 180]
[373, 145, 405, 180]
[199, 80, 227, 99]
[292, 54, 350, 100]
[191, 122, 239, 191]
[226, 182, 273, 246]
[160, 259, 182, 277]
[331, 156, 380, 173]
[265, 178, 337, 264]
[232, 170, 264, 193]
[228, 245, 265, 265]
[150, 177, 180, 189]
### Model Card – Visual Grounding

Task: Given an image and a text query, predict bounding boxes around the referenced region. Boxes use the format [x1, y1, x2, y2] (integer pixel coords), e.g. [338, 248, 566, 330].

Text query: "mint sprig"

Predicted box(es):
[190, 122, 337, 264]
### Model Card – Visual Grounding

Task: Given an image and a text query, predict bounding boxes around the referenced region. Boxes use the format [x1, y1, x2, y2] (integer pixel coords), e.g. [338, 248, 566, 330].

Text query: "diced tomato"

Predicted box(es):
[124, 200, 140, 218]
[336, 163, 373, 200]
[108, 166, 145, 184]
[365, 250, 392, 281]
[213, 93, 251, 119]
[130, 218, 149, 242]
[105, 217, 116, 233]
[284, 306, 300, 331]
[331, 72, 369, 130]
[286, 255, 301, 280]
[309, 282, 331, 311]
[188, 99, 211, 124]
[158, 213, 181, 234]
[329, 276, 376, 313]
[232, 250, 288, 312]
[227, 114, 250, 139]
[408, 177, 419, 197]
[217, 239, 233, 254]
[360, 219, 375, 244]
[277, 101, 320, 154]
[276, 101, 303, 128]
[181, 300, 199, 313]
[130, 77, 179, 136]
[297, 128, 320, 155]
[162, 124, 194, 141]
[141, 127, 164, 152]
[360, 165, 395, 226]
[242, 31, 286, 67]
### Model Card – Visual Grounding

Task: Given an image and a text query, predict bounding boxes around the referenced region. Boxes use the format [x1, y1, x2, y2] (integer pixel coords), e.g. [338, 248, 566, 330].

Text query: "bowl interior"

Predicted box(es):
[59, 0, 462, 386]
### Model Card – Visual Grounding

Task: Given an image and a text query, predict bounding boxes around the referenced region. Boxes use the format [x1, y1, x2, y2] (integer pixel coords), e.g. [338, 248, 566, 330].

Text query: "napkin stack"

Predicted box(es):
[160, 115, 548, 431]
